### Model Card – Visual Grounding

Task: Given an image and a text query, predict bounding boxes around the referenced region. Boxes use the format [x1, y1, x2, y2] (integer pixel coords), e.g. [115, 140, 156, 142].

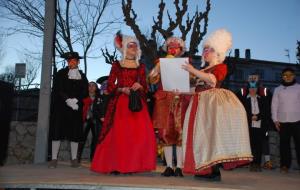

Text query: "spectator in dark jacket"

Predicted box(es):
[77, 77, 109, 162]
[240, 80, 268, 172]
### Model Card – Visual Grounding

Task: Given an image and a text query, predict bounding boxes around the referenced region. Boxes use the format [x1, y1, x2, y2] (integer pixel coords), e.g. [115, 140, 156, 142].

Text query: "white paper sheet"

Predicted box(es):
[160, 58, 190, 92]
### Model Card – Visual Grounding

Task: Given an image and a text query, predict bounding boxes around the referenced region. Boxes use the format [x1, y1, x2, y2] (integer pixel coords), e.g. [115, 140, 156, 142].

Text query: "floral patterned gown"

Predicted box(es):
[91, 61, 156, 173]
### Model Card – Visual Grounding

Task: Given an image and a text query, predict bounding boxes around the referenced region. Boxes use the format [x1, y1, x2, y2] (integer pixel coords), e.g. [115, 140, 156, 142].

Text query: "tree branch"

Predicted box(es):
[189, 0, 210, 56]
[101, 47, 118, 64]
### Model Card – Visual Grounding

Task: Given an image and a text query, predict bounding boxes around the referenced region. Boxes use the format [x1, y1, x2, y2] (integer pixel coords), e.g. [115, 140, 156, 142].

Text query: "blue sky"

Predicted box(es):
[1, 0, 299, 83]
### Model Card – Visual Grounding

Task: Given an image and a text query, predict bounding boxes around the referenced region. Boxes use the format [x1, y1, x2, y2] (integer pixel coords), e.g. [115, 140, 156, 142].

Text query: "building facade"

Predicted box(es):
[224, 56, 300, 92]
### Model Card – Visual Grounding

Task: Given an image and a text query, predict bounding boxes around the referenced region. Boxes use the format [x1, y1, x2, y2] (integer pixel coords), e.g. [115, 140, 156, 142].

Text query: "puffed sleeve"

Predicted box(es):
[107, 62, 119, 94]
[138, 63, 148, 93]
[212, 64, 228, 82]
[148, 59, 160, 84]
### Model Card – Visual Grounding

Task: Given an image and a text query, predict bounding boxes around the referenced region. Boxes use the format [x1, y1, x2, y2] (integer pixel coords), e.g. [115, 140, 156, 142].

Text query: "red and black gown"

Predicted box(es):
[91, 61, 156, 173]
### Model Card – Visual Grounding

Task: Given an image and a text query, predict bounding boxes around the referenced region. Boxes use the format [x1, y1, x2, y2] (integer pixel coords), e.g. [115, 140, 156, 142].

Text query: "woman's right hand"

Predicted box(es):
[131, 82, 143, 91]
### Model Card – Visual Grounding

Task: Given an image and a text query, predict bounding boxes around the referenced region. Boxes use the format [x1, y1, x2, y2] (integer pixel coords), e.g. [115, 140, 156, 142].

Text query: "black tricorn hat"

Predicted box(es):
[96, 76, 109, 84]
[61, 52, 83, 60]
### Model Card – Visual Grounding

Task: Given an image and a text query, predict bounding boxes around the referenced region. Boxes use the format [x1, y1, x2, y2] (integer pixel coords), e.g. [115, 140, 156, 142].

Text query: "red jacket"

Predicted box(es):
[82, 97, 93, 121]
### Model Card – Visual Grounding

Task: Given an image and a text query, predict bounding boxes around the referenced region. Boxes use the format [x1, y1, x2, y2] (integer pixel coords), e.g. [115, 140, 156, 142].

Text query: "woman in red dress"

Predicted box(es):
[90, 33, 156, 174]
[182, 29, 252, 181]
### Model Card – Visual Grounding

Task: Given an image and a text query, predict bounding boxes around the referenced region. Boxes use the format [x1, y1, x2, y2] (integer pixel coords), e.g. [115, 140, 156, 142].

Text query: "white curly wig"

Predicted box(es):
[162, 37, 186, 56]
[203, 29, 232, 64]
[114, 33, 142, 66]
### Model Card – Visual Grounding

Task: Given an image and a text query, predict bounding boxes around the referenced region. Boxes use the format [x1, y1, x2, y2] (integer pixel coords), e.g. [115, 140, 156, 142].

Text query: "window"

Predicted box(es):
[254, 69, 264, 80]
[235, 69, 244, 80]
[275, 72, 281, 82]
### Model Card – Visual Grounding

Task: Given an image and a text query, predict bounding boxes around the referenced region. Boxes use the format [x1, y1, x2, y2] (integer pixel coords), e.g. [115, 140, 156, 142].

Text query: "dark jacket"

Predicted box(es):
[241, 95, 268, 133]
[82, 94, 109, 122]
[237, 87, 274, 132]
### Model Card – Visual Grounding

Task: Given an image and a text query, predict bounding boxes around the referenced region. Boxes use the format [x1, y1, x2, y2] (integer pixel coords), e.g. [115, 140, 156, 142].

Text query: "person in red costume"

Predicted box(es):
[149, 37, 191, 177]
[90, 32, 156, 174]
[181, 29, 252, 181]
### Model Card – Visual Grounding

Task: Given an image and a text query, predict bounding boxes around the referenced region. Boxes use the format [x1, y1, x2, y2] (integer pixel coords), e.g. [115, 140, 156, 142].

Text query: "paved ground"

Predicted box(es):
[0, 161, 299, 190]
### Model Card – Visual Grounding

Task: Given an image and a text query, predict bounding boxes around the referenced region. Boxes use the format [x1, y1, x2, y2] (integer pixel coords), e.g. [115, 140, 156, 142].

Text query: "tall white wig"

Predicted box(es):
[203, 29, 232, 65]
[114, 32, 142, 66]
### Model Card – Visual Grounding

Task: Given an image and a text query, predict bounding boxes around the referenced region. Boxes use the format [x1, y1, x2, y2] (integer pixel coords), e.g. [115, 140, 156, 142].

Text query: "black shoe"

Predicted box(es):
[70, 159, 81, 168]
[257, 166, 262, 172]
[250, 163, 262, 172]
[249, 163, 256, 172]
[194, 166, 221, 182]
[280, 166, 289, 174]
[110, 171, 120, 175]
[161, 167, 175, 177]
[194, 173, 221, 182]
[174, 167, 184, 177]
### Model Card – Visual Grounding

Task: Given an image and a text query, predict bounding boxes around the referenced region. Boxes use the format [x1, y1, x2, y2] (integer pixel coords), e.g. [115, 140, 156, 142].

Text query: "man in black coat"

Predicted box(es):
[49, 52, 88, 168]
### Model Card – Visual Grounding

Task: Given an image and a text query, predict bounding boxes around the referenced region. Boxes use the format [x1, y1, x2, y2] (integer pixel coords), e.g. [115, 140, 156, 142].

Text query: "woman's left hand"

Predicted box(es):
[131, 82, 143, 91]
[252, 115, 258, 121]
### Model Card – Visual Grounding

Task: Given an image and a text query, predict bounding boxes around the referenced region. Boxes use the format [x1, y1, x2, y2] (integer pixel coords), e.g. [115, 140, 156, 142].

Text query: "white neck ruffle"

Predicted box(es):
[68, 68, 82, 80]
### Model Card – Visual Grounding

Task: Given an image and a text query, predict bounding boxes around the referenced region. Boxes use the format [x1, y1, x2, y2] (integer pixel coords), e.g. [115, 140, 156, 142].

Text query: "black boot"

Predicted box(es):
[161, 167, 175, 177]
[194, 165, 221, 182]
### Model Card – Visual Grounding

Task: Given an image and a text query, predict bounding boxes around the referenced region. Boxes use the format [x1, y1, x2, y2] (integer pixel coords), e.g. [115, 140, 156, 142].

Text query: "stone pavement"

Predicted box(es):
[0, 162, 299, 190]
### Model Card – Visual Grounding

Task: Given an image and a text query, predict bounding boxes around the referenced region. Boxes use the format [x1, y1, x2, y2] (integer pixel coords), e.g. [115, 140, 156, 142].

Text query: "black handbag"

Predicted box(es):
[128, 90, 143, 112]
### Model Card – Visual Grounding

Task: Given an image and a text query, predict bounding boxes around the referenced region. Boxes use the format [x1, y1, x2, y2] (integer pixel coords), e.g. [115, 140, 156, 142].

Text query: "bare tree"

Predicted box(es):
[297, 40, 300, 64]
[19, 50, 42, 89]
[122, 0, 211, 67]
[0, 49, 41, 89]
[0, 35, 5, 66]
[0, 66, 15, 84]
[0, 0, 121, 74]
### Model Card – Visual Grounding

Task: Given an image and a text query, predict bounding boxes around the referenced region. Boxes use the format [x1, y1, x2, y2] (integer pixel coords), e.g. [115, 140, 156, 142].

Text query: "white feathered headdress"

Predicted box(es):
[114, 31, 141, 65]
[203, 29, 232, 64]
[162, 37, 186, 56]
